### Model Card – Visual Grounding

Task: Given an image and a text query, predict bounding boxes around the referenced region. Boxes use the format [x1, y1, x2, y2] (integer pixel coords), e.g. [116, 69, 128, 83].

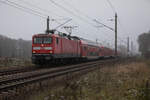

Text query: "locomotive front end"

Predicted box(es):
[32, 34, 53, 64]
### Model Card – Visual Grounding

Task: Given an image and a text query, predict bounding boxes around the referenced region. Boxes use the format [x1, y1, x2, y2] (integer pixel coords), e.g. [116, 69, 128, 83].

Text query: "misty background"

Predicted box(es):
[0, 0, 150, 58]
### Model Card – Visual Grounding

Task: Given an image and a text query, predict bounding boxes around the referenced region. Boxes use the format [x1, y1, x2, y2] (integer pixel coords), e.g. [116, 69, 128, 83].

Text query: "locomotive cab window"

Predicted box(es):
[43, 37, 52, 44]
[33, 37, 52, 44]
[33, 37, 42, 44]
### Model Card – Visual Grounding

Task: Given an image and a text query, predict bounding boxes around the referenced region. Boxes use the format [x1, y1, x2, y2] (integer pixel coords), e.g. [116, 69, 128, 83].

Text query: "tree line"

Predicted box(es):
[0, 34, 31, 59]
[138, 31, 150, 58]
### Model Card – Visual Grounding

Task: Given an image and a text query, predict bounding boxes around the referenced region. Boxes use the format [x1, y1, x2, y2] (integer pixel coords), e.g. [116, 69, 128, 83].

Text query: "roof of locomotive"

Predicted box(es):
[32, 33, 80, 41]
[32, 33, 105, 47]
[33, 33, 57, 37]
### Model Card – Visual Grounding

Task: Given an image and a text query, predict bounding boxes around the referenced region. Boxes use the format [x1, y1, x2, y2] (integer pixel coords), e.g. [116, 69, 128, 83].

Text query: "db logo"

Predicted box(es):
[41, 47, 44, 50]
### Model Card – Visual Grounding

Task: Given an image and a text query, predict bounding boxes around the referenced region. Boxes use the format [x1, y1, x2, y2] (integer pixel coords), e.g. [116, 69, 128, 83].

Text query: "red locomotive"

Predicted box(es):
[31, 17, 115, 65]
[32, 33, 81, 64]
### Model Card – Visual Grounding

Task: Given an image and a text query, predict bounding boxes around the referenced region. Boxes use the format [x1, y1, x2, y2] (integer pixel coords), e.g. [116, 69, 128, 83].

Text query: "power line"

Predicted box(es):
[49, 0, 119, 40]
[61, 0, 120, 45]
[59, 0, 113, 31]
[0, 0, 46, 18]
[6, 0, 49, 17]
[55, 19, 72, 29]
[48, 0, 97, 28]
[106, 0, 128, 34]
[105, 0, 129, 45]
[106, 0, 116, 13]
[61, 0, 93, 20]
[94, 19, 115, 32]
[18, 0, 65, 18]
[56, 0, 116, 33]
[0, 0, 73, 31]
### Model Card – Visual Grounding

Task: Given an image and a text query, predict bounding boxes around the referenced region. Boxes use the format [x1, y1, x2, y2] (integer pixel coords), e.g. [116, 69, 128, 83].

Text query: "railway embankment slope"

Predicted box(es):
[28, 58, 150, 100]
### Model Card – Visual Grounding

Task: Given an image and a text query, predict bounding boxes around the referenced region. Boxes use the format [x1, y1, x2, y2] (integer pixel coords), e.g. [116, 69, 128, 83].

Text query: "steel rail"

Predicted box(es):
[0, 67, 37, 76]
[0, 59, 117, 92]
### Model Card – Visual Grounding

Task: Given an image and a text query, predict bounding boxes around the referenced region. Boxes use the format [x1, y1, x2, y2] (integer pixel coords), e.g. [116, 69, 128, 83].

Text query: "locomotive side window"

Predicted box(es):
[99, 48, 101, 51]
[84, 47, 86, 50]
[34, 37, 42, 44]
[56, 37, 59, 44]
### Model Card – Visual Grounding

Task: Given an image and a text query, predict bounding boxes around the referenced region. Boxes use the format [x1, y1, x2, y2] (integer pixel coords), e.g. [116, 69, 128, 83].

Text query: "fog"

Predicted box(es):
[0, 0, 150, 52]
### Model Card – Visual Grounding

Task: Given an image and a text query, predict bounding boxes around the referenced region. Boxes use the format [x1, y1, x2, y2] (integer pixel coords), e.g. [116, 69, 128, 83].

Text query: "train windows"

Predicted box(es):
[84, 46, 87, 51]
[43, 37, 52, 44]
[99, 48, 101, 51]
[33, 37, 52, 44]
[56, 38, 59, 44]
[33, 37, 42, 44]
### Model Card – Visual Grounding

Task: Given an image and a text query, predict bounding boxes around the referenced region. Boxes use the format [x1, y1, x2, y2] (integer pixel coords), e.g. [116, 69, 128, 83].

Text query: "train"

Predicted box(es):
[31, 31, 115, 65]
[31, 17, 116, 65]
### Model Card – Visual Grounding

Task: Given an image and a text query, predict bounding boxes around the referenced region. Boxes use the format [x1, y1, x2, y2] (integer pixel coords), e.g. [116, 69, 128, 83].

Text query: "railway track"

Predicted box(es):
[0, 60, 91, 76]
[0, 59, 118, 94]
[0, 66, 38, 76]
[0, 58, 127, 100]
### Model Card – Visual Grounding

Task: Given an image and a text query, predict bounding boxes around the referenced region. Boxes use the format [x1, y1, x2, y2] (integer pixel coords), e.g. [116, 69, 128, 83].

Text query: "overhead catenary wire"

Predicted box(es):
[94, 19, 115, 32]
[48, 0, 98, 28]
[49, 0, 113, 43]
[5, 0, 48, 17]
[49, 0, 114, 41]
[59, 0, 114, 32]
[59, 0, 118, 43]
[106, 0, 116, 13]
[0, 0, 73, 30]
[105, 0, 127, 35]
[105, 0, 129, 48]
[60, 0, 117, 44]
[55, 19, 72, 29]
[60, 0, 93, 21]
[0, 0, 46, 19]
[49, 0, 125, 47]
[1, 0, 127, 46]
[18, 0, 66, 18]
[61, 0, 116, 43]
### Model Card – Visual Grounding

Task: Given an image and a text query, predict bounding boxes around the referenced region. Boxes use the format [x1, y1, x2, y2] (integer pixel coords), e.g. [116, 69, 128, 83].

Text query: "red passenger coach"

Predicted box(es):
[100, 47, 115, 58]
[80, 38, 100, 60]
[32, 33, 81, 64]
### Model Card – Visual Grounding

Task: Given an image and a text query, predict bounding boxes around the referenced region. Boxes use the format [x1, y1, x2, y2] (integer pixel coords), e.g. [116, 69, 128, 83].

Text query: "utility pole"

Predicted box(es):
[127, 37, 130, 56]
[131, 41, 133, 56]
[115, 13, 117, 56]
[94, 13, 117, 56]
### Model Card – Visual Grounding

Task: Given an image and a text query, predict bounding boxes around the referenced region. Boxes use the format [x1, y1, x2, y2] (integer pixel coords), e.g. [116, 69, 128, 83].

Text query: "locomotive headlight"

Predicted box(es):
[33, 47, 41, 50]
[44, 47, 52, 50]
[49, 51, 53, 53]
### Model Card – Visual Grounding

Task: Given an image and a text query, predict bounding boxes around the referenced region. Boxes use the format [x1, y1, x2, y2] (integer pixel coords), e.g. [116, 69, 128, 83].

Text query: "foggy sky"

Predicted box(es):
[0, 0, 150, 51]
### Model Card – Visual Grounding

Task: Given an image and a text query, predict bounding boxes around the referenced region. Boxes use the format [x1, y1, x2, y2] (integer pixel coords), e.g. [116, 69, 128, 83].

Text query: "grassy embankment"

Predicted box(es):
[0, 58, 33, 68]
[28, 58, 150, 100]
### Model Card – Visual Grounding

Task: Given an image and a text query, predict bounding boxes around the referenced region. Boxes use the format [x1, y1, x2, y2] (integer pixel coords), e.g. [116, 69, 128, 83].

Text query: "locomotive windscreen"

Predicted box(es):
[33, 37, 52, 44]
